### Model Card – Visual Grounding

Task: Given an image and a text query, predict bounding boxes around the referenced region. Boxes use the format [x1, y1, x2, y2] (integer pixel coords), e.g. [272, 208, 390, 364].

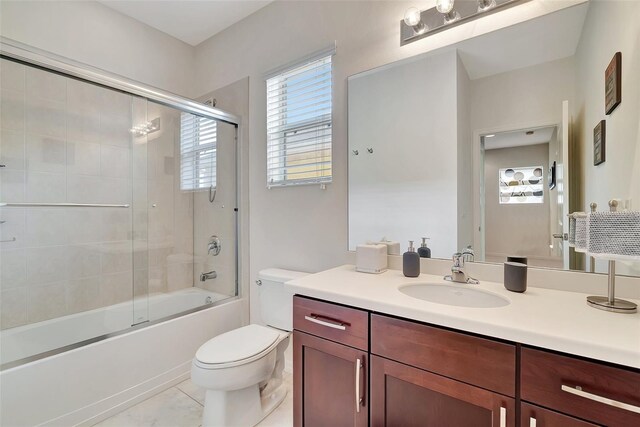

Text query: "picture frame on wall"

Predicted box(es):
[548, 161, 556, 190]
[594, 120, 606, 166]
[605, 52, 622, 115]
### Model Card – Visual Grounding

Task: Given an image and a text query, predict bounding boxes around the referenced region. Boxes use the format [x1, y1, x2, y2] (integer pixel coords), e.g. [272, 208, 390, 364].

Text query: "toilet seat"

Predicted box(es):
[194, 324, 284, 370]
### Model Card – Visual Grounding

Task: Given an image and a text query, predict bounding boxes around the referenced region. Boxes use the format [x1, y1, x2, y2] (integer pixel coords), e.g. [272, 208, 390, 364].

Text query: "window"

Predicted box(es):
[180, 113, 217, 191]
[499, 166, 544, 204]
[266, 52, 333, 188]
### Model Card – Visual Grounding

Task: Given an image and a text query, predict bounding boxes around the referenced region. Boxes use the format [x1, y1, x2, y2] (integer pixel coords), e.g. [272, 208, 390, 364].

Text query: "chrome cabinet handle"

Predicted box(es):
[529, 417, 536, 427]
[304, 314, 347, 330]
[0, 237, 16, 243]
[355, 357, 363, 413]
[561, 385, 640, 414]
[499, 406, 506, 427]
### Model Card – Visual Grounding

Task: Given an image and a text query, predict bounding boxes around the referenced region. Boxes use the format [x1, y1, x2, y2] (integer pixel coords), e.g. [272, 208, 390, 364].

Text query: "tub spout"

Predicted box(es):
[200, 270, 217, 282]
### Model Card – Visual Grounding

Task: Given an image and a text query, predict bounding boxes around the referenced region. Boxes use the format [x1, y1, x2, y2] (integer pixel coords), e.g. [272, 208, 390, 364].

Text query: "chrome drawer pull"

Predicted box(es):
[529, 417, 536, 427]
[561, 385, 640, 414]
[355, 357, 362, 413]
[499, 406, 506, 427]
[304, 314, 347, 330]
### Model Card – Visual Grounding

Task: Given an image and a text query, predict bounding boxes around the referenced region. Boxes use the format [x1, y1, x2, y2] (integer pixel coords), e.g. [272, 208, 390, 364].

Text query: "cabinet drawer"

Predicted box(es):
[293, 296, 368, 351]
[521, 403, 599, 427]
[371, 314, 516, 397]
[521, 347, 640, 426]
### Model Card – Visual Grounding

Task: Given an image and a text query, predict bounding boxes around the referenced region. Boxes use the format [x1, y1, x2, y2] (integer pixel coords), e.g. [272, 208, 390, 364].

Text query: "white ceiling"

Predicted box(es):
[99, 0, 273, 46]
[457, 2, 589, 80]
[484, 126, 556, 150]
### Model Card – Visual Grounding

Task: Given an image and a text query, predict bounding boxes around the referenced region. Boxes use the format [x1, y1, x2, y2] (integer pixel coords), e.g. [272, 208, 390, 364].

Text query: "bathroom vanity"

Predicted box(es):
[288, 266, 640, 427]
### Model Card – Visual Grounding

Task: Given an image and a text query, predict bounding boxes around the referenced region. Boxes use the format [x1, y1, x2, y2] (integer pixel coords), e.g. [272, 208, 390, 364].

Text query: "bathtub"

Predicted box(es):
[1, 287, 230, 367]
[0, 288, 244, 426]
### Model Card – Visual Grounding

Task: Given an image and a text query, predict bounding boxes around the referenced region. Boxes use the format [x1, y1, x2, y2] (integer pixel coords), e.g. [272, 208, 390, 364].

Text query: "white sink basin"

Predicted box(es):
[399, 283, 510, 308]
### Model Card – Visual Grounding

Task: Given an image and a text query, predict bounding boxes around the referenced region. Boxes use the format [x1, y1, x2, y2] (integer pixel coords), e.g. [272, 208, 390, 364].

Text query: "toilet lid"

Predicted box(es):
[195, 324, 281, 365]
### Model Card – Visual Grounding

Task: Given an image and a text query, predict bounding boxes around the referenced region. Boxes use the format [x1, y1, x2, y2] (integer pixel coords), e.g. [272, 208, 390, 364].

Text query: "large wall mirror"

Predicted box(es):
[348, 1, 640, 277]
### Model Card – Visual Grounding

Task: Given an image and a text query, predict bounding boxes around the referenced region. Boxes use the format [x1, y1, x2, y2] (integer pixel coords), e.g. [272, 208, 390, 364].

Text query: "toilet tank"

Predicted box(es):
[258, 268, 309, 331]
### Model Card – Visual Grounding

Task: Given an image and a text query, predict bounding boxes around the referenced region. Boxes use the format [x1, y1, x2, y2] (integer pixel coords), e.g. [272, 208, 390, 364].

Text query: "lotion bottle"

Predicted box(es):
[403, 241, 420, 278]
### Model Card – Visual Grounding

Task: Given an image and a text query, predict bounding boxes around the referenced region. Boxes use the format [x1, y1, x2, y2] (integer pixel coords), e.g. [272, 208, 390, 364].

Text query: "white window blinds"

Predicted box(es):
[180, 113, 217, 191]
[266, 52, 333, 188]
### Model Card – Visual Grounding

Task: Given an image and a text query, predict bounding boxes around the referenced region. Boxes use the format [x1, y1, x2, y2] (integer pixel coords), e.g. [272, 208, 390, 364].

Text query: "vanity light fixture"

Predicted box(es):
[400, 0, 526, 46]
[485, 134, 496, 138]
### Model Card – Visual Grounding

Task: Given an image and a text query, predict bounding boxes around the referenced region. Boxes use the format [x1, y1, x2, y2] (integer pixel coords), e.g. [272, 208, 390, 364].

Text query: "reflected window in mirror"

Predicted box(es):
[499, 167, 544, 204]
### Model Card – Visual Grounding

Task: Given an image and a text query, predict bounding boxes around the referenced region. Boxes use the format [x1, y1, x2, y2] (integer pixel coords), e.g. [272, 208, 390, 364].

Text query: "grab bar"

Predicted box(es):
[0, 203, 130, 208]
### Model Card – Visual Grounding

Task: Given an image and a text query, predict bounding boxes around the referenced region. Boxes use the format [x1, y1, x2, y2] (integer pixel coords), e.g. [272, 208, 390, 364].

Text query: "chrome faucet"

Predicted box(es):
[200, 270, 217, 282]
[444, 251, 479, 284]
[461, 245, 474, 263]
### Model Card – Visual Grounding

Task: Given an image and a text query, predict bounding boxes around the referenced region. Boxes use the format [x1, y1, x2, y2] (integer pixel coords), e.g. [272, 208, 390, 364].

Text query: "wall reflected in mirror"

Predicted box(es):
[481, 126, 564, 269]
[348, 1, 640, 277]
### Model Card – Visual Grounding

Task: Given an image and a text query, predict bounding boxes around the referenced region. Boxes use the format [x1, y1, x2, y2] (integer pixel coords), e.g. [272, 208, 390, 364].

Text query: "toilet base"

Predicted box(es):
[202, 379, 287, 427]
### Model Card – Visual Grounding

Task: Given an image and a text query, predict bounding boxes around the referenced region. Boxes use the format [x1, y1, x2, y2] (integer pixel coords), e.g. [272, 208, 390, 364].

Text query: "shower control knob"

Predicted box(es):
[256, 280, 262, 286]
[207, 235, 221, 256]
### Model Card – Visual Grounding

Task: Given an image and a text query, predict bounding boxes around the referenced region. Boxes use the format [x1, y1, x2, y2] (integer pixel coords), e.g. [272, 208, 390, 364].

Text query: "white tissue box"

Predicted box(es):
[356, 244, 388, 274]
[367, 240, 401, 255]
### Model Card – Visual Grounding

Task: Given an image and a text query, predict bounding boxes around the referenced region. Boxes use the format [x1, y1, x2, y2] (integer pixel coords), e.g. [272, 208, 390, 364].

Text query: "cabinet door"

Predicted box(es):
[293, 330, 368, 427]
[521, 403, 599, 427]
[370, 355, 515, 427]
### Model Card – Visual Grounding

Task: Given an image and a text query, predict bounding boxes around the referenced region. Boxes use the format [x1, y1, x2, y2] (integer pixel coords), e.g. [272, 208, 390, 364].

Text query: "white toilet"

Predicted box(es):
[191, 268, 308, 427]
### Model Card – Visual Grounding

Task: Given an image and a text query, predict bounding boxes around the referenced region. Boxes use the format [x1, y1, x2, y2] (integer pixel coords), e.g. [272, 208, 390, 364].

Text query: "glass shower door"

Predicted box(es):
[0, 58, 147, 366]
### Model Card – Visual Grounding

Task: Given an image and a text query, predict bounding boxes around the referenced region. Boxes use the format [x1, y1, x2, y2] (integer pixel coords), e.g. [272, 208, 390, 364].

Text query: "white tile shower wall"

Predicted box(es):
[196, 77, 250, 321]
[0, 60, 141, 329]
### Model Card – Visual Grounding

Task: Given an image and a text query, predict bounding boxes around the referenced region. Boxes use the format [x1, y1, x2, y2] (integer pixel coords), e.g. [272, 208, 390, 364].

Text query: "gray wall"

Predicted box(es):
[574, 0, 640, 276]
[483, 143, 562, 268]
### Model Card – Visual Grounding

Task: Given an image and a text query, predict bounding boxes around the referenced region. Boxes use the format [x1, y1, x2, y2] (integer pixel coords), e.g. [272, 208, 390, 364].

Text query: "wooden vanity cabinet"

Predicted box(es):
[370, 314, 516, 427]
[293, 296, 639, 427]
[293, 297, 369, 427]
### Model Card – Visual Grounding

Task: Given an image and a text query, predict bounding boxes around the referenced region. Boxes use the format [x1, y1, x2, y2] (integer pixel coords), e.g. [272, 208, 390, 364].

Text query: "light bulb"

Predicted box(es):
[436, 0, 455, 14]
[403, 7, 427, 34]
[403, 7, 421, 27]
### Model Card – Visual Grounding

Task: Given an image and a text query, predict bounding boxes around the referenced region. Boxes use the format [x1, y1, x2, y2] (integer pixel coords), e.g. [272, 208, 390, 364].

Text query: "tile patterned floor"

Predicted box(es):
[94, 372, 293, 427]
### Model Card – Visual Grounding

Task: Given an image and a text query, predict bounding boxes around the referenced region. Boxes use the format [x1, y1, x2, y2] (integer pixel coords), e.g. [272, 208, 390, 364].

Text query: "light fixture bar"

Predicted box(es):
[400, 0, 529, 46]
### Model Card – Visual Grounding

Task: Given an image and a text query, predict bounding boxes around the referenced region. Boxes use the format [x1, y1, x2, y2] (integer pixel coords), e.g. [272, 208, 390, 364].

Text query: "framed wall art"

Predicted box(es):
[605, 52, 622, 115]
[594, 120, 606, 166]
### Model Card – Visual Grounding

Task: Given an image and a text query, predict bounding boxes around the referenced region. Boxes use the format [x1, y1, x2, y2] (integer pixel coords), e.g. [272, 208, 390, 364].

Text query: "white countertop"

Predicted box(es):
[285, 265, 640, 369]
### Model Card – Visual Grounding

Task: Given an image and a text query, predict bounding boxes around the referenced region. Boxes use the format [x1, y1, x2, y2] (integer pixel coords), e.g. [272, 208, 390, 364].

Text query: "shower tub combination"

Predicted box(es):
[0, 38, 243, 426]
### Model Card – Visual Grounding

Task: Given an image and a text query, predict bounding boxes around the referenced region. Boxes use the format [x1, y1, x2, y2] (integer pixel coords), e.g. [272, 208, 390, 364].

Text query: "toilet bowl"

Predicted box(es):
[191, 268, 308, 427]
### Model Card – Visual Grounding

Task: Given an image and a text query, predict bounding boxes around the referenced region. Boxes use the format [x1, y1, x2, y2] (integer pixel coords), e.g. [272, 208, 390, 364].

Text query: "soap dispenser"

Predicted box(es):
[403, 241, 420, 278]
[418, 237, 431, 258]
